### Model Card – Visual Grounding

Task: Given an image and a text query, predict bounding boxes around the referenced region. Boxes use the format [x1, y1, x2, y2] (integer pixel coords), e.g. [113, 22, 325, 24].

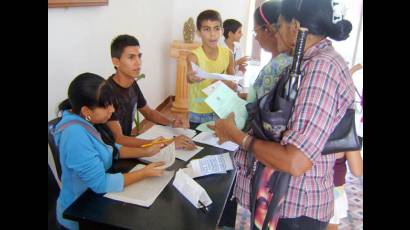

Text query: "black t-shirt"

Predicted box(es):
[107, 74, 147, 136]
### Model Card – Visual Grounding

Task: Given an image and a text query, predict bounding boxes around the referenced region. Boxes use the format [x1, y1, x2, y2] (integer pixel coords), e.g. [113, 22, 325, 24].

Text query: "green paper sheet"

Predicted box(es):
[205, 83, 248, 130]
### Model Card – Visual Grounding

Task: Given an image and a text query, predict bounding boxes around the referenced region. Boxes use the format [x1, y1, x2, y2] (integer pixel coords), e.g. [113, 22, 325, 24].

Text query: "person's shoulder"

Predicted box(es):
[219, 46, 233, 60]
[219, 45, 231, 53]
[132, 80, 142, 90]
[106, 74, 120, 88]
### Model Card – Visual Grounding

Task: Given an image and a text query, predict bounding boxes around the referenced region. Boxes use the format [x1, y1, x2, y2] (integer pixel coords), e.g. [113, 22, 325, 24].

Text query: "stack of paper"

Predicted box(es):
[137, 125, 197, 140]
[204, 82, 248, 130]
[139, 142, 175, 168]
[183, 153, 233, 178]
[192, 132, 239, 151]
[104, 164, 174, 207]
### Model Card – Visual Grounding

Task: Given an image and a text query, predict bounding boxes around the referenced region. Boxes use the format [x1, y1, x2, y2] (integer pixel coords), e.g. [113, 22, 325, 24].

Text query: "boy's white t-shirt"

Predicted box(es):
[220, 40, 245, 76]
[220, 40, 243, 61]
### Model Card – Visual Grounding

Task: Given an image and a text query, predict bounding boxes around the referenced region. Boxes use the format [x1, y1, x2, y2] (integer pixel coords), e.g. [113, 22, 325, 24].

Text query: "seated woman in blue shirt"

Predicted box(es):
[54, 72, 166, 230]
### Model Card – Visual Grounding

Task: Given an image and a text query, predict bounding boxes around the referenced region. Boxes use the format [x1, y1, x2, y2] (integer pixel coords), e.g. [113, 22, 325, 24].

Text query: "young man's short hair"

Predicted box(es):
[110, 35, 140, 59]
[196, 9, 222, 30]
[223, 19, 242, 39]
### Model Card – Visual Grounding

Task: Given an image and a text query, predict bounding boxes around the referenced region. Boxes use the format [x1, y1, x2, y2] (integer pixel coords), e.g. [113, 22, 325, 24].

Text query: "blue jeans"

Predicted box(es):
[276, 216, 329, 230]
[58, 224, 70, 230]
[189, 112, 219, 129]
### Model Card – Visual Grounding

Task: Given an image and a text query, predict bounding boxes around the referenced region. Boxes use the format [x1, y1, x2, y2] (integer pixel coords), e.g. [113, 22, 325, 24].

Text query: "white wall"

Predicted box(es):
[49, 0, 175, 121]
[48, 0, 251, 122]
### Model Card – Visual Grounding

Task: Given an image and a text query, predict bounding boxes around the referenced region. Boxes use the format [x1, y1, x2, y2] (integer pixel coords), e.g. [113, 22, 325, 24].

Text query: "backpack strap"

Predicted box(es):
[54, 120, 105, 146]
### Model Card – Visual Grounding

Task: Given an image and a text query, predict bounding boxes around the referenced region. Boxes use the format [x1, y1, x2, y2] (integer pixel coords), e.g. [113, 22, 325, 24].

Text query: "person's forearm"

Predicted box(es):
[115, 135, 151, 148]
[229, 128, 310, 176]
[148, 110, 173, 126]
[119, 146, 149, 159]
[123, 170, 148, 187]
[346, 150, 363, 177]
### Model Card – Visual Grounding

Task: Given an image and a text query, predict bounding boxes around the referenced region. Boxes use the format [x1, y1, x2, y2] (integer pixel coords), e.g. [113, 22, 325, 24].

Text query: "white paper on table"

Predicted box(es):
[192, 132, 239, 151]
[137, 125, 197, 140]
[186, 153, 233, 178]
[104, 164, 174, 207]
[191, 62, 243, 81]
[175, 145, 204, 162]
[172, 169, 212, 208]
[202, 80, 224, 96]
[139, 142, 175, 168]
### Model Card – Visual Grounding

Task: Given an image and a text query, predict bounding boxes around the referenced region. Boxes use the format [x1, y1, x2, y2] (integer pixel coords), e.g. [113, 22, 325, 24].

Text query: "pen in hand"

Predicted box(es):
[141, 138, 174, 148]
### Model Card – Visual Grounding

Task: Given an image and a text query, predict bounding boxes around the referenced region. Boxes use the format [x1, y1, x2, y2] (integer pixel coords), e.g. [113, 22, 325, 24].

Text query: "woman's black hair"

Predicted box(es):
[254, 0, 281, 28]
[281, 0, 352, 41]
[223, 19, 242, 39]
[57, 73, 119, 160]
[57, 72, 116, 115]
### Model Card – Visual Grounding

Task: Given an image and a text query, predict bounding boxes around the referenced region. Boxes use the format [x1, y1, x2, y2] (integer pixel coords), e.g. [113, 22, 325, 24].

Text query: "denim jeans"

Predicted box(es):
[276, 216, 329, 230]
[58, 223, 70, 230]
[188, 112, 219, 129]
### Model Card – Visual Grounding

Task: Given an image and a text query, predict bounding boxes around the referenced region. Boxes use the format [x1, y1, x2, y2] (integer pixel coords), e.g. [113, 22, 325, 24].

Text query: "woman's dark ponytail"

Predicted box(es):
[57, 98, 72, 116]
[328, 19, 352, 41]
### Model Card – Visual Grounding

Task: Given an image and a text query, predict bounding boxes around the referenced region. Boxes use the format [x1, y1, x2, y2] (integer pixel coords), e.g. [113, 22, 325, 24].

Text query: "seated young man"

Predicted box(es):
[106, 34, 196, 150]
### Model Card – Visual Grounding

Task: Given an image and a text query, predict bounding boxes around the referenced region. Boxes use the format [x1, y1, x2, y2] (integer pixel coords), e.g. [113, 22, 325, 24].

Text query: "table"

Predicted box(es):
[63, 142, 237, 230]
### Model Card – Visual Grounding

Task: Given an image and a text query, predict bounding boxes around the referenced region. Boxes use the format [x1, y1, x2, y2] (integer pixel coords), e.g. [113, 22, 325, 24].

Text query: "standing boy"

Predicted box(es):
[186, 10, 238, 128]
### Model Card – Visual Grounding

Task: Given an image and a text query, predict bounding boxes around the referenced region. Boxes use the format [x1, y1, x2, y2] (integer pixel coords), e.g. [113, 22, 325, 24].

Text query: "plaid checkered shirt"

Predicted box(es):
[255, 39, 356, 226]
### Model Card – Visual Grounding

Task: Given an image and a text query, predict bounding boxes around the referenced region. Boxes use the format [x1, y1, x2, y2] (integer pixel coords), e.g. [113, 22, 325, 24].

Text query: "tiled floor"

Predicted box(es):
[339, 172, 363, 230]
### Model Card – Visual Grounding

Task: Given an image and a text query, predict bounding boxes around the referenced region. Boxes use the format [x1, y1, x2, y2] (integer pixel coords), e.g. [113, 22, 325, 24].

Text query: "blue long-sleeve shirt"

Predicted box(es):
[54, 111, 124, 230]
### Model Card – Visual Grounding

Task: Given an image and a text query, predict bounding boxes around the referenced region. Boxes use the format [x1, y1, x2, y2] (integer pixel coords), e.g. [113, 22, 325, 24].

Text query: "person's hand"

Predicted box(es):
[171, 116, 184, 128]
[236, 56, 250, 66]
[142, 162, 166, 177]
[208, 112, 237, 144]
[143, 143, 164, 157]
[174, 135, 196, 150]
[238, 64, 247, 74]
[223, 80, 238, 91]
[335, 152, 346, 159]
[186, 70, 203, 83]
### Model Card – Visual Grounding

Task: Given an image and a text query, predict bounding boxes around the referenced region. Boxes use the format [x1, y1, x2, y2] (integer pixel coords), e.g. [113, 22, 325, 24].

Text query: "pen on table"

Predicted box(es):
[141, 138, 174, 148]
[198, 200, 208, 213]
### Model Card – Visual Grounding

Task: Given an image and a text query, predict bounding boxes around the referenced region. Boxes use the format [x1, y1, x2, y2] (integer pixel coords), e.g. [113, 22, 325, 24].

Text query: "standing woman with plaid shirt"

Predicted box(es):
[209, 0, 355, 229]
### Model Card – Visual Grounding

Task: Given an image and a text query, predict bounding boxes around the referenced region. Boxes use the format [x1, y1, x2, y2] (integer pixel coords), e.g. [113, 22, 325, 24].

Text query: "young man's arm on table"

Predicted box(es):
[107, 120, 151, 148]
[139, 105, 196, 150]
